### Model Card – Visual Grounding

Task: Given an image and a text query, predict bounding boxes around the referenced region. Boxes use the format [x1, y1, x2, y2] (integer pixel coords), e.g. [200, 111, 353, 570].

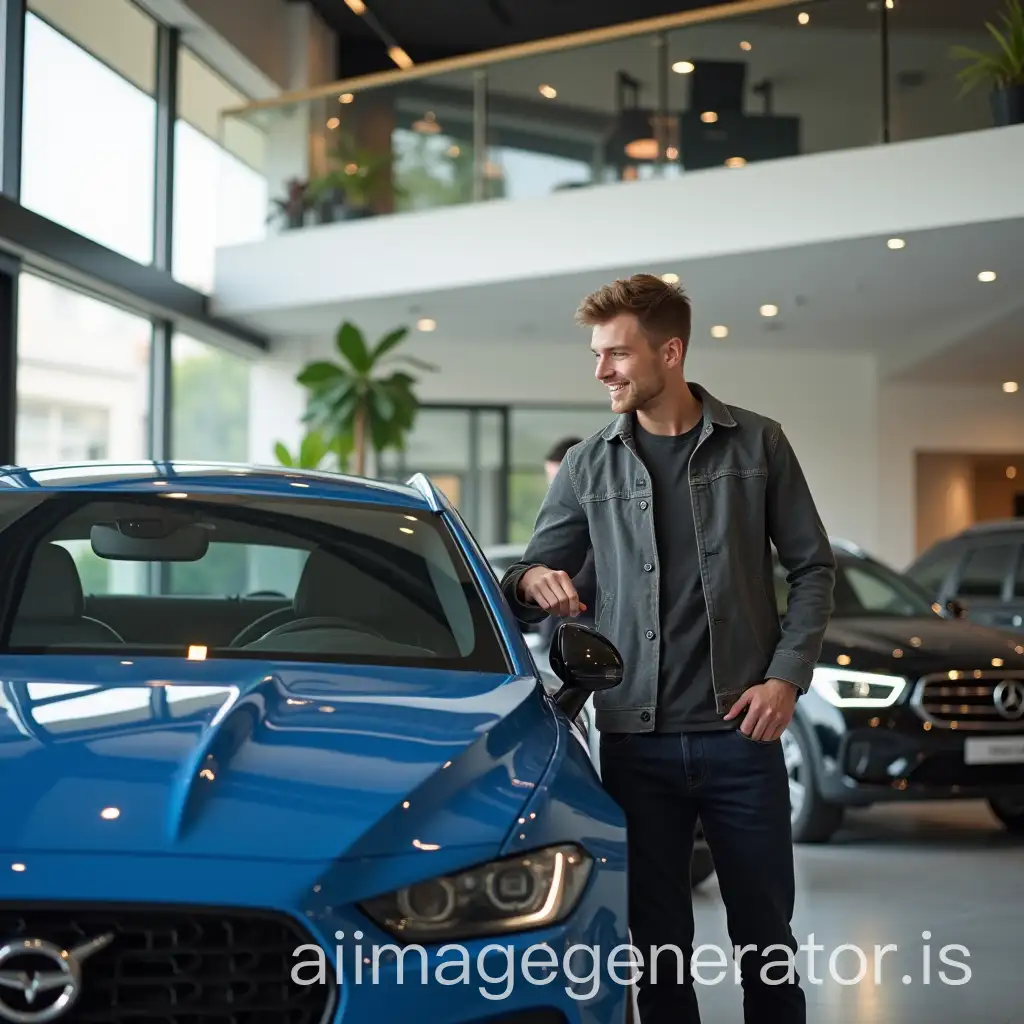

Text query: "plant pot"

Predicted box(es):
[990, 84, 1024, 126]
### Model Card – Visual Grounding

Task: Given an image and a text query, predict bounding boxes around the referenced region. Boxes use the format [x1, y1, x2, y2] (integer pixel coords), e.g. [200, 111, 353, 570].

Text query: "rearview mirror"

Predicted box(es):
[91, 520, 209, 561]
[549, 622, 623, 721]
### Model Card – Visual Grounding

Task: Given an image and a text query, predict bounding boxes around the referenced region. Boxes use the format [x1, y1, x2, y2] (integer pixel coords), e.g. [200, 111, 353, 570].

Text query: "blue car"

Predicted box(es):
[0, 463, 631, 1024]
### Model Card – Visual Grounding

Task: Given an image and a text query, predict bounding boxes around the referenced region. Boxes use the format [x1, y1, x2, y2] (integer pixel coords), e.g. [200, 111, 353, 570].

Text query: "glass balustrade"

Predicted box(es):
[219, 0, 1016, 239]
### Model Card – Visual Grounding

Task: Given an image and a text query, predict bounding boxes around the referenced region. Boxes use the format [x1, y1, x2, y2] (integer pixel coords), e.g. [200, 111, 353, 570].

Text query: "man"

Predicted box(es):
[500, 274, 835, 1024]
[538, 437, 595, 649]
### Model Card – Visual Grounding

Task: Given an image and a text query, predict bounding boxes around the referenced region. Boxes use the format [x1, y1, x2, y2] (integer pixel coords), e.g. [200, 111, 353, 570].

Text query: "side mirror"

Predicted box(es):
[549, 621, 624, 721]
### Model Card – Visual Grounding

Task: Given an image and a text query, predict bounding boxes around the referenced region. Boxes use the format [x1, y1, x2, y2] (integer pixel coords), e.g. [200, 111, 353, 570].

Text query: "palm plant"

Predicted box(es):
[951, 0, 1024, 122]
[296, 321, 435, 477]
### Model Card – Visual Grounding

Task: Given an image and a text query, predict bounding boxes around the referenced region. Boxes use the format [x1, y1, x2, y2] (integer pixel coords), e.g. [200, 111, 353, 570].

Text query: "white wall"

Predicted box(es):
[878, 382, 1024, 569]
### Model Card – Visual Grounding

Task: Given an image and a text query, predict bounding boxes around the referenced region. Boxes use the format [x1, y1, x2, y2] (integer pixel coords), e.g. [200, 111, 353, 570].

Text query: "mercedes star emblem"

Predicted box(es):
[994, 679, 1024, 721]
[0, 933, 112, 1023]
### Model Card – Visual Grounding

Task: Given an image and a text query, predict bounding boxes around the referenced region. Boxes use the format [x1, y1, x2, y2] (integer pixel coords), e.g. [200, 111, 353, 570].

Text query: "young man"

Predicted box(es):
[500, 274, 835, 1024]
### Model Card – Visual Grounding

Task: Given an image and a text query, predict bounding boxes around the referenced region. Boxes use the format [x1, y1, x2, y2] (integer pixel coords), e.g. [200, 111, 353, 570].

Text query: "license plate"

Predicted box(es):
[964, 736, 1024, 765]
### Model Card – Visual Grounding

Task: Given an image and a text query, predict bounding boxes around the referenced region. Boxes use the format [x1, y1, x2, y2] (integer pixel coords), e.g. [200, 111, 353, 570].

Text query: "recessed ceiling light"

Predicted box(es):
[1003, 380, 1019, 393]
[701, 111, 719, 123]
[344, 0, 366, 13]
[887, 238, 906, 249]
[739, 41, 752, 51]
[388, 45, 413, 69]
[661, 273, 679, 284]
[725, 156, 747, 168]
[339, 92, 354, 104]
[538, 84, 557, 99]
[1007, 466, 1018, 480]
[798, 11, 810, 24]
[672, 60, 695, 74]
[760, 304, 779, 317]
[711, 325, 729, 339]
[978, 270, 997, 282]
[417, 317, 437, 332]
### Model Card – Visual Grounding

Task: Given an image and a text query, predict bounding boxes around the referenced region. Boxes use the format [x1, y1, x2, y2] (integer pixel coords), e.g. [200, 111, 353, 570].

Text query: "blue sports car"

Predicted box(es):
[0, 463, 631, 1024]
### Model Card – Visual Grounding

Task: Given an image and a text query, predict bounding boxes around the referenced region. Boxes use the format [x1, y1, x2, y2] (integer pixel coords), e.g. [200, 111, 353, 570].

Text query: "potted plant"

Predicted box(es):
[295, 321, 435, 477]
[268, 177, 313, 229]
[951, 0, 1024, 126]
[309, 131, 399, 223]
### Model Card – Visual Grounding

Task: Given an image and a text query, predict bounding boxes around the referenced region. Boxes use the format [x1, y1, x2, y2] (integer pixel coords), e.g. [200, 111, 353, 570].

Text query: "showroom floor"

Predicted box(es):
[688, 801, 1023, 1024]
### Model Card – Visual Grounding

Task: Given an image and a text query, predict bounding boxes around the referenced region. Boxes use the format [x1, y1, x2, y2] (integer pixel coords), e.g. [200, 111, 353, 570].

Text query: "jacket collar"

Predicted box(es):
[601, 381, 736, 442]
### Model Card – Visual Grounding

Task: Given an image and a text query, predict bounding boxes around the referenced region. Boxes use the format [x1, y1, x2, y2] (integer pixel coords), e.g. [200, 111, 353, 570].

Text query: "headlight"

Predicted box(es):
[811, 666, 907, 708]
[360, 844, 592, 942]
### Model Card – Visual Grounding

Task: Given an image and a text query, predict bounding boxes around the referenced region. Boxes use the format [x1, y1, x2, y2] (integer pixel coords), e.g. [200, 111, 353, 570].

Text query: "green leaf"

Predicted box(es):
[371, 327, 410, 362]
[296, 361, 345, 387]
[273, 441, 294, 466]
[335, 321, 372, 373]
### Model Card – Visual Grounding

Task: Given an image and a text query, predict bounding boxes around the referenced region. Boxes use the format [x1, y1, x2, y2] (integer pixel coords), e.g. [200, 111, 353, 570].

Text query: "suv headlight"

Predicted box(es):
[360, 843, 592, 942]
[812, 666, 907, 708]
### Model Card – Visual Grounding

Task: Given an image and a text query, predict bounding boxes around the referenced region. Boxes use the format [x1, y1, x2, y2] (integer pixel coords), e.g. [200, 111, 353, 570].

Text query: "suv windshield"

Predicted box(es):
[0, 492, 507, 672]
[775, 554, 939, 619]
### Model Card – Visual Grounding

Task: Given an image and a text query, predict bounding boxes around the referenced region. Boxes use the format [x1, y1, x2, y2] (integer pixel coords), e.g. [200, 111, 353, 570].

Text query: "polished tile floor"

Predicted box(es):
[686, 801, 1023, 1024]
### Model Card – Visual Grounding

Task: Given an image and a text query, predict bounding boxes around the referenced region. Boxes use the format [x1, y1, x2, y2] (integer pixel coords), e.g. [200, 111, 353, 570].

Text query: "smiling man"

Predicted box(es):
[500, 273, 835, 1023]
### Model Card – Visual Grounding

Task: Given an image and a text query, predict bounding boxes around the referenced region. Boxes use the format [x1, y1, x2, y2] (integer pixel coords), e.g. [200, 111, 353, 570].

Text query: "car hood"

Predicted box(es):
[0, 657, 557, 862]
[821, 617, 1024, 674]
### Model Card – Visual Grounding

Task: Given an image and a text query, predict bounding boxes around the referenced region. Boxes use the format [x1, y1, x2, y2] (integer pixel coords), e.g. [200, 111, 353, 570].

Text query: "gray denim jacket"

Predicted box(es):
[500, 384, 836, 733]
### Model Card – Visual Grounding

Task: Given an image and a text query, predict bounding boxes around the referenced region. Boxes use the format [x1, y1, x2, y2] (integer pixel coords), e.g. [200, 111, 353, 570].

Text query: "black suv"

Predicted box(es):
[905, 521, 1024, 633]
[781, 541, 1024, 843]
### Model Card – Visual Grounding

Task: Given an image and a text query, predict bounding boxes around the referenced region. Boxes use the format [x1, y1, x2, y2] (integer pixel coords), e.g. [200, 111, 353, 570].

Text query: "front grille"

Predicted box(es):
[0, 905, 334, 1023]
[911, 671, 1024, 730]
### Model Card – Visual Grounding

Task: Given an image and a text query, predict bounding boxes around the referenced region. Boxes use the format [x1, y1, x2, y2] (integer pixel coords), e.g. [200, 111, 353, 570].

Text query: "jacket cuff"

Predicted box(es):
[501, 565, 548, 625]
[766, 651, 815, 693]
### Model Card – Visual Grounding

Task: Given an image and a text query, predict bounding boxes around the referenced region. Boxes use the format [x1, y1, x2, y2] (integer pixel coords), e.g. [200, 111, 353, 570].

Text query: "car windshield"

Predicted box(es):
[0, 491, 508, 672]
[775, 554, 939, 619]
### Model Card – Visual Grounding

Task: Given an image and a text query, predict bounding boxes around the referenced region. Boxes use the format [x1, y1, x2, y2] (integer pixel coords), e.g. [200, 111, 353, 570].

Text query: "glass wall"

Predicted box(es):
[20, 0, 157, 263]
[173, 49, 269, 292]
[15, 273, 152, 468]
[170, 332, 252, 462]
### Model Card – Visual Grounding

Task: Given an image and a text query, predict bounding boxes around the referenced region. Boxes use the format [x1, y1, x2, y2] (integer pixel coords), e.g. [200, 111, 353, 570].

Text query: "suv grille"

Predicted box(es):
[0, 905, 334, 1023]
[911, 671, 1024, 730]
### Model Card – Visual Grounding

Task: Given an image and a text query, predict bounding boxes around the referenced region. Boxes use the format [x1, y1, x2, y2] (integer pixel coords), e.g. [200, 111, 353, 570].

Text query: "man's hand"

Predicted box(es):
[518, 565, 588, 619]
[724, 679, 798, 741]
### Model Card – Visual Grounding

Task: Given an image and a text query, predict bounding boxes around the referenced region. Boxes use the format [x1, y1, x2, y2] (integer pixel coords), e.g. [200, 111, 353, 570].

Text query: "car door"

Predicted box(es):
[948, 539, 1019, 628]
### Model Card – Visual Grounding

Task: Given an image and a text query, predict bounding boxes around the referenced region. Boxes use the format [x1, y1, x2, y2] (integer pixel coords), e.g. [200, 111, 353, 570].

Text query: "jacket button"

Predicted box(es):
[643, 562, 653, 572]
[641, 711, 652, 723]
[639, 500, 649, 510]
[645, 630, 656, 640]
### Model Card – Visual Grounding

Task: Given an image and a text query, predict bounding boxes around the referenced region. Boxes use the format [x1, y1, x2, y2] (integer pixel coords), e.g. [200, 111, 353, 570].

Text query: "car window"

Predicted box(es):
[955, 544, 1015, 599]
[0, 492, 507, 672]
[905, 543, 963, 596]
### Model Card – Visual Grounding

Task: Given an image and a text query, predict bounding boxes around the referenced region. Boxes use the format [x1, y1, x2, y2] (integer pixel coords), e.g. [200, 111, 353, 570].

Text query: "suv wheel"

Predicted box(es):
[784, 719, 845, 843]
[988, 796, 1024, 835]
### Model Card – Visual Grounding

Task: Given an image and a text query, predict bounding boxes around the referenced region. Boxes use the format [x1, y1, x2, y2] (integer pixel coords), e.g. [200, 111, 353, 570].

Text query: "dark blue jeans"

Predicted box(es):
[600, 729, 805, 1024]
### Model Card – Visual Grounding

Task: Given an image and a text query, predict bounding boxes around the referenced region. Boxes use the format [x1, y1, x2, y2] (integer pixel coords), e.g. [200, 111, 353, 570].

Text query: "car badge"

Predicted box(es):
[0, 933, 112, 1023]
[993, 679, 1024, 721]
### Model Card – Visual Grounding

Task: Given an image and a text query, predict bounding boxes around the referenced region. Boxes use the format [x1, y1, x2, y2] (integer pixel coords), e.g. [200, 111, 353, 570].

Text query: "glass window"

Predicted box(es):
[21, 3, 157, 262]
[0, 492, 506, 672]
[173, 50, 268, 293]
[171, 333, 251, 462]
[956, 544, 1015, 599]
[905, 543, 963, 597]
[16, 273, 152, 467]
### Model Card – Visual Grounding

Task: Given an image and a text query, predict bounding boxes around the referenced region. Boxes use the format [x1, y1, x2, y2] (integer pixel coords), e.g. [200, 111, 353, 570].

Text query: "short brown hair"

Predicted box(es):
[575, 273, 692, 350]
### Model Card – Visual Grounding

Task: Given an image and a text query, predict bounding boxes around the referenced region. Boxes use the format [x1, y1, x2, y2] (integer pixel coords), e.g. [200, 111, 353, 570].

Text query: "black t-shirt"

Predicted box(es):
[633, 419, 728, 732]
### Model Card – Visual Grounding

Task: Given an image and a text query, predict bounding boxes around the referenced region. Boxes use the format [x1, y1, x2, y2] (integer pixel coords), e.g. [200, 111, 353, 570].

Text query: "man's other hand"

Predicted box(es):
[723, 678, 798, 741]
[518, 566, 588, 619]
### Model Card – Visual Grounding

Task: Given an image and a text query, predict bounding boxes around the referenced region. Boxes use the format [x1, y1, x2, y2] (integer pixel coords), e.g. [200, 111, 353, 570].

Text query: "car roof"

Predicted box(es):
[0, 461, 437, 511]
[958, 519, 1024, 537]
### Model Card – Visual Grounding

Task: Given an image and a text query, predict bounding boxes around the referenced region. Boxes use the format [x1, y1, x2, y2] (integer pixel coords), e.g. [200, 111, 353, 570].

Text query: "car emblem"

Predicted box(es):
[0, 934, 112, 1023]
[993, 679, 1024, 721]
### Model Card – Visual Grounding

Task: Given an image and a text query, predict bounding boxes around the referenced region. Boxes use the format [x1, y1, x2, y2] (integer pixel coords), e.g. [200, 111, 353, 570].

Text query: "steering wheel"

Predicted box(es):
[248, 616, 390, 645]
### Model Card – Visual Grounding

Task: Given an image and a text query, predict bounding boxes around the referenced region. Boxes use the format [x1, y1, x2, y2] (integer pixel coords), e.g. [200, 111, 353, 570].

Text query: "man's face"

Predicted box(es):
[544, 460, 561, 485]
[591, 313, 681, 414]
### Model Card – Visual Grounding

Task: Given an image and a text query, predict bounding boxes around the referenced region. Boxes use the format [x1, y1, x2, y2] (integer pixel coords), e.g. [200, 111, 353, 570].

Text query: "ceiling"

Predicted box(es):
[298, 0, 1007, 76]
[244, 217, 1024, 388]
